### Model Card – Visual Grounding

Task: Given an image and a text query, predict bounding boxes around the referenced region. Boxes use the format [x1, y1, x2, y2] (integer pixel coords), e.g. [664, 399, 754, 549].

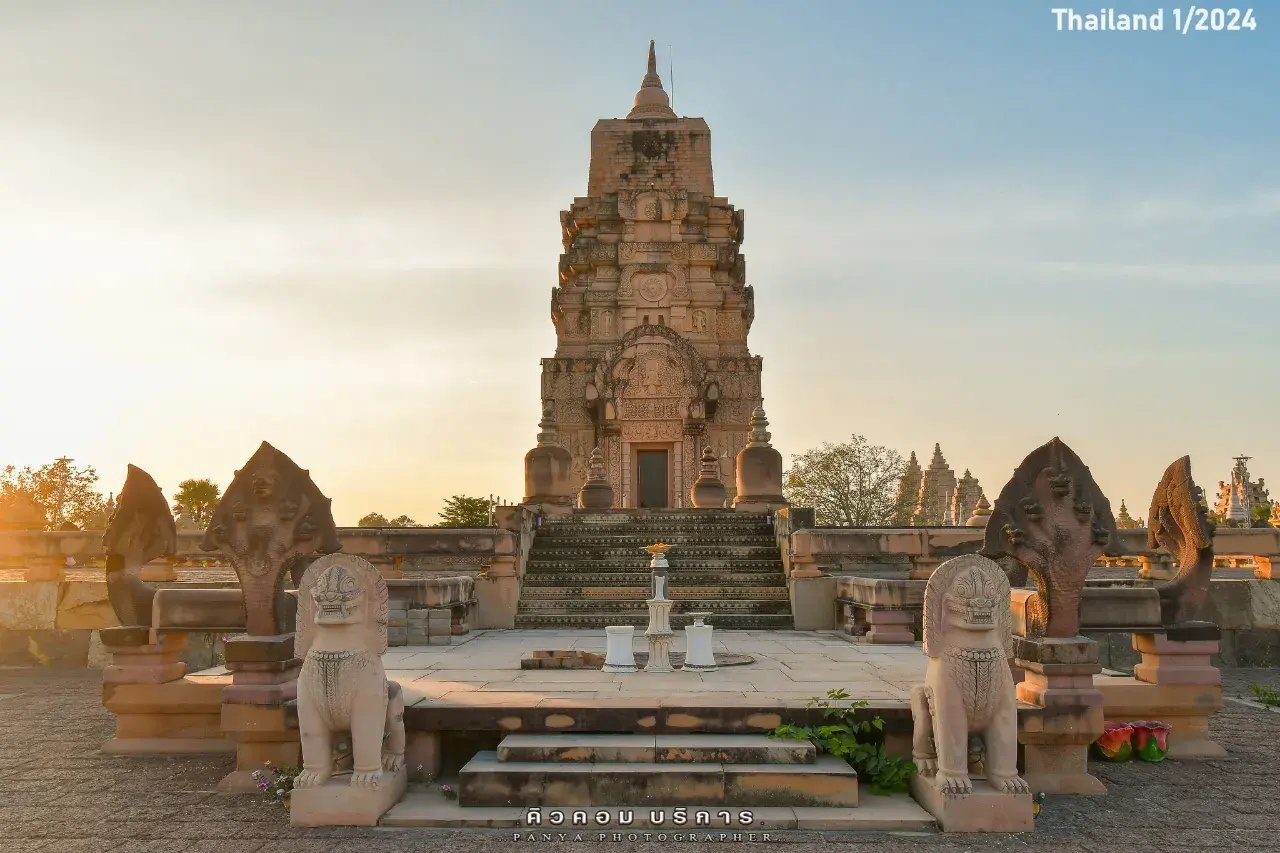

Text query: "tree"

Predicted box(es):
[0, 458, 107, 530]
[783, 435, 909, 527]
[436, 495, 493, 528]
[172, 478, 221, 526]
[357, 512, 423, 528]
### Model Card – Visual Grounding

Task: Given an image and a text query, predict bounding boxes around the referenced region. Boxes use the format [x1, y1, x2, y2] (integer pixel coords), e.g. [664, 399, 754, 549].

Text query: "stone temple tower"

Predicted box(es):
[540, 41, 760, 508]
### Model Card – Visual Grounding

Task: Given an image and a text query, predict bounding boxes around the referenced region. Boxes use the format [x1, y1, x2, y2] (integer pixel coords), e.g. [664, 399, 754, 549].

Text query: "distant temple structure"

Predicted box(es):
[539, 42, 760, 507]
[896, 444, 985, 526]
[1213, 455, 1270, 525]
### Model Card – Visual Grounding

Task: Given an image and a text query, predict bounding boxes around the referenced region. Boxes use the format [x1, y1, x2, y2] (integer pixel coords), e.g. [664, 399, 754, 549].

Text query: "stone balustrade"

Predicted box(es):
[782, 523, 1280, 580]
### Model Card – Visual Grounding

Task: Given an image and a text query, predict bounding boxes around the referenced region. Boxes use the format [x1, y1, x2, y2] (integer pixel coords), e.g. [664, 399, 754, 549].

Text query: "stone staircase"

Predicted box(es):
[382, 734, 936, 830]
[515, 509, 792, 629]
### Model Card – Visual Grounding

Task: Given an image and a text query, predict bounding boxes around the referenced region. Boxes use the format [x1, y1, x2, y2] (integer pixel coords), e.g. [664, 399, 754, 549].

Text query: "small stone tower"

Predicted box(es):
[690, 445, 728, 508]
[733, 406, 787, 513]
[523, 402, 575, 514]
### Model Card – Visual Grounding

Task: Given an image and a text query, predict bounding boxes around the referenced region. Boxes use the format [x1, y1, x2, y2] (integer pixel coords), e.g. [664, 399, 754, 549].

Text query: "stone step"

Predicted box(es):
[527, 546, 783, 558]
[496, 734, 816, 765]
[459, 751, 860, 808]
[520, 586, 790, 600]
[383, 790, 937, 831]
[513, 613, 795, 629]
[524, 560, 784, 572]
[517, 599, 790, 614]
[522, 572, 786, 586]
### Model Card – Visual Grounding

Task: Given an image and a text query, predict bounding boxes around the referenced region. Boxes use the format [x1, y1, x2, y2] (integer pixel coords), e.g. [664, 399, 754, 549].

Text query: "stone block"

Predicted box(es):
[405, 730, 441, 781]
[153, 588, 252, 633]
[55, 580, 119, 630]
[723, 757, 859, 808]
[0, 581, 59, 630]
[406, 629, 428, 646]
[388, 627, 408, 647]
[0, 627, 91, 667]
[501, 734, 655, 763]
[460, 752, 593, 806]
[290, 767, 407, 826]
[590, 762, 725, 805]
[427, 633, 450, 646]
[789, 576, 836, 630]
[655, 734, 813, 765]
[909, 776, 1033, 832]
[476, 576, 519, 629]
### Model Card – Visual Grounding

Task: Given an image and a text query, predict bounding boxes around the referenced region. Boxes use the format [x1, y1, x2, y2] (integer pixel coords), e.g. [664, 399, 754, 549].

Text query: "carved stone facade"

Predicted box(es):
[540, 44, 761, 508]
[900, 445, 984, 526]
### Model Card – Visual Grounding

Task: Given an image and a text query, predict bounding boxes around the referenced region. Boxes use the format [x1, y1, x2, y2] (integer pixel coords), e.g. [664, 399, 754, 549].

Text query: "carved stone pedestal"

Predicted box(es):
[602, 626, 638, 673]
[910, 776, 1034, 833]
[291, 767, 407, 827]
[99, 627, 232, 755]
[682, 613, 717, 671]
[219, 634, 302, 793]
[1014, 635, 1105, 796]
[102, 627, 187, 685]
[644, 599, 675, 673]
[1097, 622, 1225, 760]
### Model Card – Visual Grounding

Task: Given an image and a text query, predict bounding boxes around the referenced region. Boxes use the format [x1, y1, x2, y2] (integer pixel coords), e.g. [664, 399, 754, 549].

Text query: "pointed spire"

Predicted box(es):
[536, 400, 558, 446]
[930, 443, 946, 467]
[747, 405, 772, 446]
[627, 39, 677, 120]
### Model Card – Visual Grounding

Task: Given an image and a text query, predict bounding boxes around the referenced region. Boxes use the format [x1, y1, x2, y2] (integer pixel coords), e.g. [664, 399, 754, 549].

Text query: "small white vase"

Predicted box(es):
[602, 626, 638, 673]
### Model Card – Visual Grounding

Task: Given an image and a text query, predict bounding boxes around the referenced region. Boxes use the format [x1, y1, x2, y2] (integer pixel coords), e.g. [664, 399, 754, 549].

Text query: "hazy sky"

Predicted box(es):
[1, 2, 1276, 524]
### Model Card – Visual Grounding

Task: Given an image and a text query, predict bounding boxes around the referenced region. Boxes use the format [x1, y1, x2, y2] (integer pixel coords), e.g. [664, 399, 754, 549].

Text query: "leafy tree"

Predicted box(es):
[0, 459, 107, 530]
[436, 495, 493, 528]
[357, 512, 423, 528]
[1251, 503, 1273, 527]
[172, 478, 221, 526]
[783, 435, 908, 527]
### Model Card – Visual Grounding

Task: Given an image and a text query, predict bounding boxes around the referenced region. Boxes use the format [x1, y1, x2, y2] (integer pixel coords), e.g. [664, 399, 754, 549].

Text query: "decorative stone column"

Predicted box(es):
[643, 544, 676, 673]
[682, 613, 717, 671]
[689, 446, 727, 508]
[523, 401, 575, 515]
[1013, 635, 1106, 795]
[733, 406, 787, 513]
[578, 446, 615, 510]
[200, 442, 341, 792]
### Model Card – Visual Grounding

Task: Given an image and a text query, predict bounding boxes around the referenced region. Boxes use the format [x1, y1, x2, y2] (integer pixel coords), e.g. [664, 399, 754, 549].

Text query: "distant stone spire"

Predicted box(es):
[965, 495, 992, 527]
[627, 39, 677, 120]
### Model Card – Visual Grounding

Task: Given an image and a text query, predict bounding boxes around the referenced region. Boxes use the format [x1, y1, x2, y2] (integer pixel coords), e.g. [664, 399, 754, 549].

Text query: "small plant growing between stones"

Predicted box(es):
[439, 783, 458, 801]
[768, 688, 916, 795]
[1250, 684, 1279, 708]
[252, 761, 298, 802]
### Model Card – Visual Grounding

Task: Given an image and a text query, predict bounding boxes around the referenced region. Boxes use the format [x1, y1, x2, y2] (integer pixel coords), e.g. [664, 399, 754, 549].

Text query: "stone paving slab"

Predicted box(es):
[368, 630, 925, 708]
[1, 660, 1278, 850]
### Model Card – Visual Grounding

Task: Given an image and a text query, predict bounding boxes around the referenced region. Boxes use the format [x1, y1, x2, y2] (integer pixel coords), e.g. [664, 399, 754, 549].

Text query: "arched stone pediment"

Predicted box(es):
[602, 324, 706, 399]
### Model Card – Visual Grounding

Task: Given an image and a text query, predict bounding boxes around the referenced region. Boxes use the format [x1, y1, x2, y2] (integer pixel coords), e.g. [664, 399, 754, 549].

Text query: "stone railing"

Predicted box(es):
[785, 524, 1280, 580]
[0, 519, 534, 579]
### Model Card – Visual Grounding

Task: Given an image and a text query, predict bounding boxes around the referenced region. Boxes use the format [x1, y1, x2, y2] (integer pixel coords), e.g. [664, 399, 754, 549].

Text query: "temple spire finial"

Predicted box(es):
[627, 39, 677, 120]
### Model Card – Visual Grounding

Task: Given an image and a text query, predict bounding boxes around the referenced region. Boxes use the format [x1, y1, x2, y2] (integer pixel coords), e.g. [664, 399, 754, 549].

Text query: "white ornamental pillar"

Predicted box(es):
[643, 544, 676, 673]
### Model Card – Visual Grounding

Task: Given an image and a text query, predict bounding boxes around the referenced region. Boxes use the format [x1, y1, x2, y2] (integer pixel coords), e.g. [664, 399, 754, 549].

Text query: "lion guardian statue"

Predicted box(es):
[293, 554, 406, 791]
[910, 554, 1028, 796]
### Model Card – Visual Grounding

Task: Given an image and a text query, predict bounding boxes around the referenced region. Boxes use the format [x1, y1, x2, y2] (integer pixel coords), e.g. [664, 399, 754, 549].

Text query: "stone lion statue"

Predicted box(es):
[293, 554, 405, 790]
[910, 554, 1028, 796]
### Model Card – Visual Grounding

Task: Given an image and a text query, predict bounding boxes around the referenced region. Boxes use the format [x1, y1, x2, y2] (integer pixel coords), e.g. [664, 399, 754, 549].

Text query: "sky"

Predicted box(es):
[0, 1, 1276, 525]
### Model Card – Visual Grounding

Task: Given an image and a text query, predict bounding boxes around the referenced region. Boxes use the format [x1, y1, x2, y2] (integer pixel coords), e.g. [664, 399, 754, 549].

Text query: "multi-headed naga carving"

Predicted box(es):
[911, 555, 1027, 797]
[981, 437, 1120, 638]
[294, 554, 405, 791]
[1148, 456, 1215, 625]
[101, 465, 177, 627]
[200, 442, 340, 636]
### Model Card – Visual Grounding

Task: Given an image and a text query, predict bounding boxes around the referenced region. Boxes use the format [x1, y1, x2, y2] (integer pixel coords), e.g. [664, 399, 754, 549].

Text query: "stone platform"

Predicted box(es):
[363, 630, 926, 735]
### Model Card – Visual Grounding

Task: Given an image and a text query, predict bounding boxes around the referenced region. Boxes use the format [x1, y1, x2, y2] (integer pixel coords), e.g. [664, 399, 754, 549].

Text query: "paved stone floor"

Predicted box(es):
[0, 666, 1277, 852]
[374, 630, 928, 708]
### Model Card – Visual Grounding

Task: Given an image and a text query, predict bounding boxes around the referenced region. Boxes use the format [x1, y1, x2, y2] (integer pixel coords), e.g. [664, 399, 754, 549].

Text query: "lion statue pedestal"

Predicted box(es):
[289, 554, 407, 827]
[908, 555, 1034, 833]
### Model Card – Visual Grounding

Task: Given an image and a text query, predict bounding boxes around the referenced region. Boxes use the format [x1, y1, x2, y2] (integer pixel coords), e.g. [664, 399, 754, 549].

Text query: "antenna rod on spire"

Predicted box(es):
[669, 44, 674, 112]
